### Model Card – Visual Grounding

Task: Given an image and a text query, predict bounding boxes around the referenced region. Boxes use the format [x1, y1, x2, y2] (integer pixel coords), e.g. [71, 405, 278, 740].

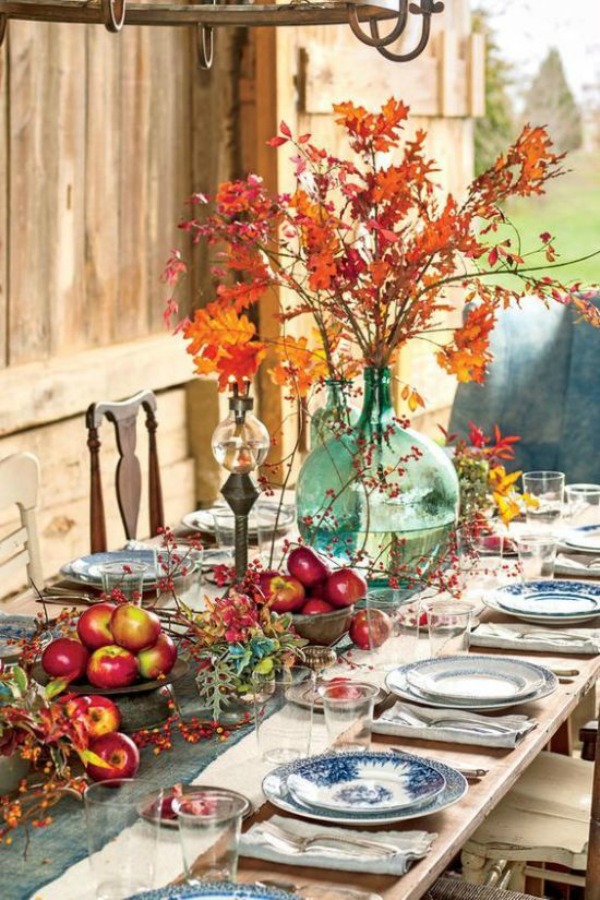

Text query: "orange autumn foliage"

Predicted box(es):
[165, 98, 598, 396]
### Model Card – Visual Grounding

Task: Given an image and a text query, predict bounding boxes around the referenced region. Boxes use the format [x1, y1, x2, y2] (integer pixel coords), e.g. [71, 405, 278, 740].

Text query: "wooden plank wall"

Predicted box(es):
[0, 22, 219, 592]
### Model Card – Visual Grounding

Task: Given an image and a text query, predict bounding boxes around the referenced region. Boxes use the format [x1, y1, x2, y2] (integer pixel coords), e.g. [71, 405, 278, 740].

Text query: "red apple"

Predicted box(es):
[349, 608, 393, 650]
[324, 568, 368, 608]
[85, 731, 140, 782]
[42, 637, 89, 682]
[67, 695, 122, 737]
[87, 645, 139, 689]
[109, 604, 162, 653]
[258, 571, 306, 613]
[299, 597, 335, 615]
[137, 633, 177, 680]
[77, 602, 117, 651]
[287, 546, 330, 588]
[321, 678, 366, 700]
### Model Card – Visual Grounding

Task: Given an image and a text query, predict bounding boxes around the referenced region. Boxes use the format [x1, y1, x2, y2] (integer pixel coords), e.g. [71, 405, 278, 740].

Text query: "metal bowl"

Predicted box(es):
[291, 605, 354, 646]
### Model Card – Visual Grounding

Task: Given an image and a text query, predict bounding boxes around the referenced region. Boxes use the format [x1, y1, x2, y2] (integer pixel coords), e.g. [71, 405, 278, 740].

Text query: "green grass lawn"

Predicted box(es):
[494, 151, 600, 289]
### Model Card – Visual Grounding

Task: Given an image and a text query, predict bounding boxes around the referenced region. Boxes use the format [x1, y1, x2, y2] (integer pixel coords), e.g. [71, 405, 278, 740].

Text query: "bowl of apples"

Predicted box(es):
[258, 546, 367, 646]
[36, 602, 184, 695]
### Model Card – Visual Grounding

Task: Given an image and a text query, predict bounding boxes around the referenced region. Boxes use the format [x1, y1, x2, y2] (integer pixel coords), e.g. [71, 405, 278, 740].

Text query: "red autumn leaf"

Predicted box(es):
[280, 120, 292, 138]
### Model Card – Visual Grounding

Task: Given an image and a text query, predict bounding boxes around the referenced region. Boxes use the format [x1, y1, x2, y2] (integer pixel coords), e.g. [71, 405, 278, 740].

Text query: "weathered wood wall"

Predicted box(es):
[0, 3, 481, 592]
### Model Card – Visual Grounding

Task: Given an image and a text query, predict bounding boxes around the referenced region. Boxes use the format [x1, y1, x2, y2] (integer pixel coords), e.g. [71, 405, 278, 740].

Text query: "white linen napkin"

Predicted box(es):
[555, 553, 600, 577]
[240, 814, 435, 876]
[372, 700, 536, 748]
[469, 621, 600, 655]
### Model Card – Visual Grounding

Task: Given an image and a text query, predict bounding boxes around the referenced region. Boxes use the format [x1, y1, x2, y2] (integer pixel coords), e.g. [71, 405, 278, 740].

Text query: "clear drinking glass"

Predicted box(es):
[156, 540, 204, 609]
[516, 533, 557, 580]
[365, 588, 420, 670]
[99, 561, 147, 605]
[319, 681, 379, 750]
[212, 510, 236, 565]
[252, 666, 314, 764]
[84, 779, 163, 900]
[174, 789, 247, 884]
[564, 483, 600, 527]
[425, 599, 474, 657]
[522, 470, 565, 533]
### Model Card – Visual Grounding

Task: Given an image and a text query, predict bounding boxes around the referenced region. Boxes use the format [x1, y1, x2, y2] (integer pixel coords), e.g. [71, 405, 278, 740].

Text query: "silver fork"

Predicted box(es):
[394, 707, 514, 734]
[257, 822, 399, 857]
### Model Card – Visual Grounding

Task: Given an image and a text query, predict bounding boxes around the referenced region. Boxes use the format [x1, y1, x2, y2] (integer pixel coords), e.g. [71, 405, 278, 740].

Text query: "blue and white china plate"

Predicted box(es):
[262, 750, 467, 826]
[61, 550, 158, 585]
[0, 615, 47, 661]
[127, 882, 301, 900]
[386, 655, 557, 711]
[182, 501, 295, 537]
[404, 657, 543, 703]
[562, 524, 600, 553]
[286, 753, 446, 813]
[486, 580, 600, 624]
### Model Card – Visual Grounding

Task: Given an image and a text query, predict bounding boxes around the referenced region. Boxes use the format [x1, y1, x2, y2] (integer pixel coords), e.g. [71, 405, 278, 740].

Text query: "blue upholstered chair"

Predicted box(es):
[448, 294, 600, 483]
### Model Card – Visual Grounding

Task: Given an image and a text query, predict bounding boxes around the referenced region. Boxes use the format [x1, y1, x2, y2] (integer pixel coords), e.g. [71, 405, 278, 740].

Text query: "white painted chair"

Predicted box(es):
[0, 452, 44, 592]
[429, 724, 600, 900]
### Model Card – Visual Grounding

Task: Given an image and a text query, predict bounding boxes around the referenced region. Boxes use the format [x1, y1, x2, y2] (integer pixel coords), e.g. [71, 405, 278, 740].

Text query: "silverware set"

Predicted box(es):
[256, 821, 400, 858]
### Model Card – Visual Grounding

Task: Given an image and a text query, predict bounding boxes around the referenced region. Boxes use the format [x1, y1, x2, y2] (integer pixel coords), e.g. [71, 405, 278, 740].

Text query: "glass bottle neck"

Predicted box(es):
[357, 367, 395, 430]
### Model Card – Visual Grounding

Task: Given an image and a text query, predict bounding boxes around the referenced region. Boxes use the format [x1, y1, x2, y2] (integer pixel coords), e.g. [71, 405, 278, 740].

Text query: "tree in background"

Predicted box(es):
[522, 48, 583, 153]
[473, 10, 516, 176]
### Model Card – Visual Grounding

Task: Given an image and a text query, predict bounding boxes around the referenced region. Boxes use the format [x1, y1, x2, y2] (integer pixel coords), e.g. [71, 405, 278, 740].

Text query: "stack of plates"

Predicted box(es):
[485, 580, 600, 625]
[262, 750, 467, 826]
[385, 655, 557, 711]
[181, 501, 295, 537]
[60, 550, 159, 587]
[561, 524, 600, 553]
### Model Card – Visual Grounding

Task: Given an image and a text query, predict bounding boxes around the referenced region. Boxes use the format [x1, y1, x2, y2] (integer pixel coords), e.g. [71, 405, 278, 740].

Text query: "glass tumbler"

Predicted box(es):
[174, 789, 247, 884]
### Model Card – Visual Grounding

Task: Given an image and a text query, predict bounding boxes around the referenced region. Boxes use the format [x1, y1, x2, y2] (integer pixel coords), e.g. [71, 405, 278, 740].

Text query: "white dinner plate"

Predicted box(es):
[286, 753, 446, 813]
[486, 580, 600, 625]
[182, 501, 295, 537]
[386, 655, 557, 711]
[262, 750, 467, 826]
[61, 550, 158, 585]
[563, 524, 600, 553]
[404, 660, 543, 703]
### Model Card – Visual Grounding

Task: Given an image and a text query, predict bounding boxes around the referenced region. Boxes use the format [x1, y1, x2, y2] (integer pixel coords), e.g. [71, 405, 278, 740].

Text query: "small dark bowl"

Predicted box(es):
[291, 605, 354, 646]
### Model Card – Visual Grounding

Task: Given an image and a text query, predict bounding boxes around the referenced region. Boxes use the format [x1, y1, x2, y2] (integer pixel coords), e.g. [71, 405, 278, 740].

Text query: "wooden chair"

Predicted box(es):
[429, 719, 600, 899]
[0, 452, 44, 591]
[86, 389, 164, 553]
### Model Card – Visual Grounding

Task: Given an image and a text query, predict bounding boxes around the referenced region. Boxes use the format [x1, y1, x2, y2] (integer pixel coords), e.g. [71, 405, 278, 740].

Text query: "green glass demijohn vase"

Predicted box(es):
[296, 366, 459, 587]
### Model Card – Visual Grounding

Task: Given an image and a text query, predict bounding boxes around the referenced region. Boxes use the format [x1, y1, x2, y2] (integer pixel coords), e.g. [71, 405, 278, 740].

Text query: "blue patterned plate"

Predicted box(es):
[404, 656, 543, 703]
[488, 580, 600, 624]
[386, 655, 557, 710]
[0, 615, 50, 661]
[262, 750, 467, 826]
[61, 550, 158, 585]
[127, 882, 301, 900]
[286, 752, 445, 813]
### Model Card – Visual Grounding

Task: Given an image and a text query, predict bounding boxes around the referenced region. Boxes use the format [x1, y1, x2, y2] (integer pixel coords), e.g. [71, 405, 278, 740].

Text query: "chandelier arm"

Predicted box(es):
[348, 0, 408, 50]
[374, 0, 439, 62]
[368, 0, 408, 45]
[197, 23, 214, 68]
[101, 0, 126, 32]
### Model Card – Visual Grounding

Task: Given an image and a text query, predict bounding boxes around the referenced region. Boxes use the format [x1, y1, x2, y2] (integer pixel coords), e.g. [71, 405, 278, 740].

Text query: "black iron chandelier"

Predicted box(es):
[0, 0, 444, 69]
